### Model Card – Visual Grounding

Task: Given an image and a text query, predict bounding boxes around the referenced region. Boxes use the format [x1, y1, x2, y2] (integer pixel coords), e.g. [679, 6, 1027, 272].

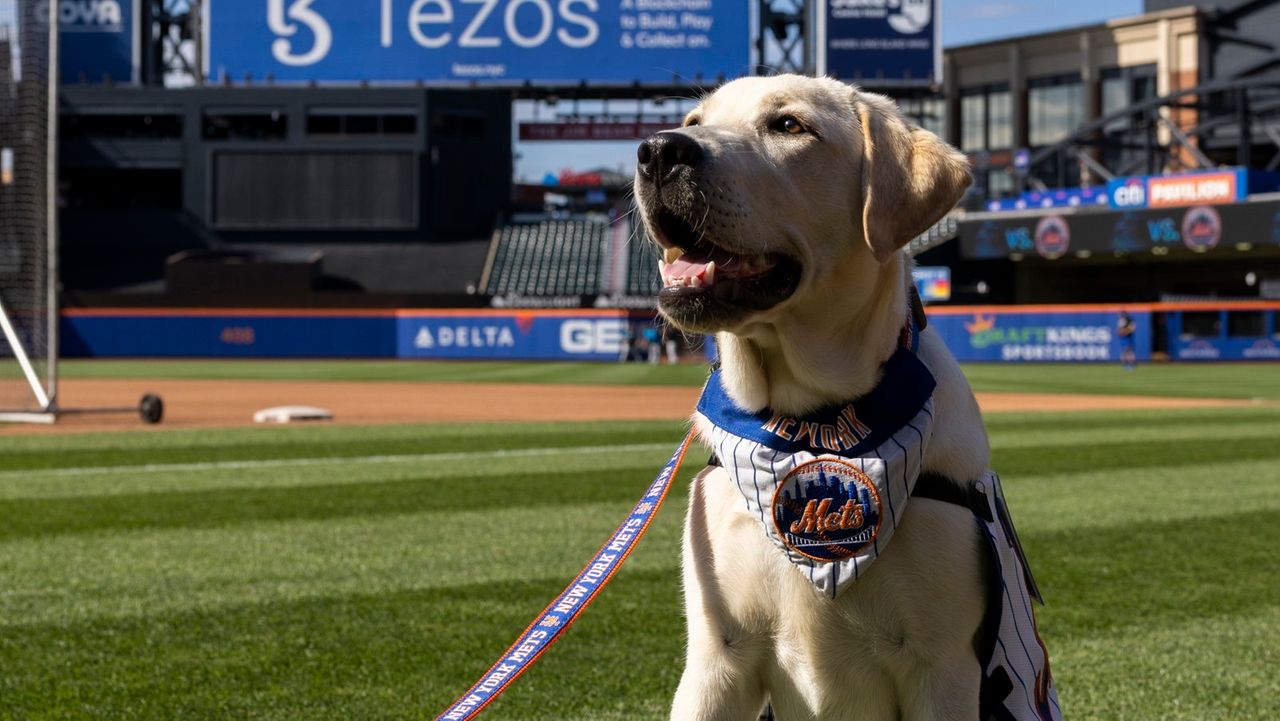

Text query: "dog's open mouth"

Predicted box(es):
[652, 208, 801, 323]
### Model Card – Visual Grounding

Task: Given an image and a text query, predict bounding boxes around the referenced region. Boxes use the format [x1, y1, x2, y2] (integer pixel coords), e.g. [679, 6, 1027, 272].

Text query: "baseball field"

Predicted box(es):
[1, 361, 1278, 720]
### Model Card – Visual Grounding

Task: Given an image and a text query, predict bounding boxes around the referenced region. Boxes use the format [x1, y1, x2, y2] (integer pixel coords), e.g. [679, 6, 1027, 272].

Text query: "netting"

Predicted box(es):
[0, 0, 55, 414]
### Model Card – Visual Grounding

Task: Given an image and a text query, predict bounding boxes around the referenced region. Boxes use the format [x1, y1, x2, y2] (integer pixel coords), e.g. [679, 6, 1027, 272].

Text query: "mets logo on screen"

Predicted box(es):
[772, 459, 882, 562]
[1034, 215, 1070, 259]
[1181, 205, 1221, 252]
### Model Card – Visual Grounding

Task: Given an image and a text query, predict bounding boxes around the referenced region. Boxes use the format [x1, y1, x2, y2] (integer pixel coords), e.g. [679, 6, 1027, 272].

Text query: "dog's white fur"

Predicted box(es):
[635, 75, 992, 720]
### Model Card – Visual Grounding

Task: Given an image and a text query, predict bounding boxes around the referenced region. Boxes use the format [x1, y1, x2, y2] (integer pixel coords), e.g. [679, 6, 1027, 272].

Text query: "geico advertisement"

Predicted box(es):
[208, 0, 749, 83]
[397, 313, 629, 359]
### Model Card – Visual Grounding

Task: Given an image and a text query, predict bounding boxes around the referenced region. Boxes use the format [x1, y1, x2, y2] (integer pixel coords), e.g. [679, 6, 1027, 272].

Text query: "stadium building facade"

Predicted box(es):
[916, 1, 1280, 309]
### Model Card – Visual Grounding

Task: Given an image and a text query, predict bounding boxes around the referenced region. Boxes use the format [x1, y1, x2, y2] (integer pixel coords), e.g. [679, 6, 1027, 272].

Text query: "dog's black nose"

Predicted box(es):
[637, 132, 703, 183]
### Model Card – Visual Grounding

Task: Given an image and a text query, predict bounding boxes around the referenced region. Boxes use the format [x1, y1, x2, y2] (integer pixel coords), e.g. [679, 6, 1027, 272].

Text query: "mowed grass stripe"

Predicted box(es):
[0, 441, 671, 481]
[3, 447, 1278, 544]
[0, 445, 678, 501]
[0, 420, 684, 471]
[52, 359, 1280, 400]
[0, 569, 686, 721]
[1053, 609, 1280, 721]
[0, 464, 681, 541]
[0, 495, 690, 627]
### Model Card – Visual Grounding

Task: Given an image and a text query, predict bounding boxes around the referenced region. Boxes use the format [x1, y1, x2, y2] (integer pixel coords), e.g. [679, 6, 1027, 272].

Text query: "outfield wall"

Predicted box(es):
[61, 303, 1280, 362]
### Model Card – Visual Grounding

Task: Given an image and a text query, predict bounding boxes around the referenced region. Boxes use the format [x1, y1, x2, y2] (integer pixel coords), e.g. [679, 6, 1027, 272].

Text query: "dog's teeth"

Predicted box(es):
[663, 247, 684, 265]
[690, 276, 702, 289]
[704, 262, 716, 285]
[659, 259, 667, 275]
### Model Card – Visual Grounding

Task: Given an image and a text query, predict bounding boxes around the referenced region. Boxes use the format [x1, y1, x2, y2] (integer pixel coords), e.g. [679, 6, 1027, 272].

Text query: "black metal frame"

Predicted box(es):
[1025, 76, 1280, 190]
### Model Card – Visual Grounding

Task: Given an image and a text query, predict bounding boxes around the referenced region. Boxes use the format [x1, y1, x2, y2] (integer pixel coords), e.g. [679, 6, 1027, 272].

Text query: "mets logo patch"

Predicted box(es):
[771, 458, 883, 562]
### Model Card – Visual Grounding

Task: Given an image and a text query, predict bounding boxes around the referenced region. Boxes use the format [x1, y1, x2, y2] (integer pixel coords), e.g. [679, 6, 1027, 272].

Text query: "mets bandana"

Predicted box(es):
[694, 344, 937, 599]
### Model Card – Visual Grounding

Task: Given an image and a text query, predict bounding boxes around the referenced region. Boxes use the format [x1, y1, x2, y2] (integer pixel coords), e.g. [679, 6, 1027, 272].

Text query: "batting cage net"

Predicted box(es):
[0, 0, 57, 420]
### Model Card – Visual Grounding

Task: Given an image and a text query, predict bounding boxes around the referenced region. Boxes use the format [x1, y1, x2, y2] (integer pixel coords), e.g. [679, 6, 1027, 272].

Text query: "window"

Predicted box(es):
[1180, 311, 1220, 339]
[988, 168, 1015, 199]
[898, 96, 946, 139]
[960, 84, 1011, 152]
[60, 113, 183, 140]
[987, 89, 1012, 150]
[1029, 74, 1084, 146]
[1101, 64, 1157, 133]
[961, 91, 986, 152]
[202, 110, 288, 140]
[306, 108, 419, 137]
[1227, 311, 1266, 338]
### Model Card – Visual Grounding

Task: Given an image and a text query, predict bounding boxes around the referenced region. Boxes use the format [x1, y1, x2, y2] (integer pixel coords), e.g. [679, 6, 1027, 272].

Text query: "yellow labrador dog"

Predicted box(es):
[633, 75, 1059, 721]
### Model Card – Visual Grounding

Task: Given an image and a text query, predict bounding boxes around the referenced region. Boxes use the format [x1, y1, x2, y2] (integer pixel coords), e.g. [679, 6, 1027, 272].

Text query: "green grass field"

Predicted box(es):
[2, 363, 1279, 720]
[53, 358, 1280, 400]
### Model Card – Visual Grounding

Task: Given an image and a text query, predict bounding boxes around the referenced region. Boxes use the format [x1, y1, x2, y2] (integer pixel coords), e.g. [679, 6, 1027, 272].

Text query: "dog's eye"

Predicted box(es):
[684, 117, 701, 128]
[771, 116, 806, 135]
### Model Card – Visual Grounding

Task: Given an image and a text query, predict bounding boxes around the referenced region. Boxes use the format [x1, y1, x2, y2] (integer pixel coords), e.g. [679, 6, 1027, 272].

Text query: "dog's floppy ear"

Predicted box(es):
[857, 95, 971, 262]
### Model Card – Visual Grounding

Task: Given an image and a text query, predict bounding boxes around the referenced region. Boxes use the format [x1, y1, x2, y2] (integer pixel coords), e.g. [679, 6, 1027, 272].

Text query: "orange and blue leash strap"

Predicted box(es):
[433, 430, 696, 721]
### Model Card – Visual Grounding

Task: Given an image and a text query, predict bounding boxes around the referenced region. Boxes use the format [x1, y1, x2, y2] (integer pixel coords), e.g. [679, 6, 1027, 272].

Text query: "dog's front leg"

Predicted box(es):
[671, 468, 768, 721]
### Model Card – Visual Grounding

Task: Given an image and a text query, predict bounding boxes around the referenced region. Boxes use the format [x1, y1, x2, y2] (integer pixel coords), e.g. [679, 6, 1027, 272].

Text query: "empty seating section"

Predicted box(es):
[483, 218, 607, 296]
[482, 213, 959, 297]
[626, 235, 663, 296]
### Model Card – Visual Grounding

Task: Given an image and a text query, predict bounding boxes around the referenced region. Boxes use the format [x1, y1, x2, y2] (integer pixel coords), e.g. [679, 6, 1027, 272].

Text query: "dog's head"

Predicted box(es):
[634, 75, 970, 334]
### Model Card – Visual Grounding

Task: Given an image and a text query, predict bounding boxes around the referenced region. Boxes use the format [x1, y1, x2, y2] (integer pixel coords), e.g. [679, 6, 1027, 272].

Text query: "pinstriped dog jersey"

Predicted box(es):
[694, 347, 1063, 720]
[695, 346, 937, 599]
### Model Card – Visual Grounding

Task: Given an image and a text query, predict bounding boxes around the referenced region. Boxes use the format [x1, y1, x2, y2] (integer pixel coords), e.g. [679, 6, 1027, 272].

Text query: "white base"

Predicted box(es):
[0, 411, 57, 424]
[253, 405, 334, 424]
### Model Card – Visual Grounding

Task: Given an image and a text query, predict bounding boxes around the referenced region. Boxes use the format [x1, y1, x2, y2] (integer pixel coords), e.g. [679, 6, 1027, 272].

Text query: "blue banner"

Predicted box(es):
[397, 311, 629, 360]
[819, 0, 939, 86]
[207, 0, 750, 84]
[930, 310, 1152, 363]
[61, 312, 397, 357]
[912, 266, 950, 302]
[1166, 309, 1279, 361]
[48, 0, 139, 84]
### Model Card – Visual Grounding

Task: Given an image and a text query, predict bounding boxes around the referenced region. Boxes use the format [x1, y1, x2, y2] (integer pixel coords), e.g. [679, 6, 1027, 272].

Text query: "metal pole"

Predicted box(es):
[45, 0, 58, 411]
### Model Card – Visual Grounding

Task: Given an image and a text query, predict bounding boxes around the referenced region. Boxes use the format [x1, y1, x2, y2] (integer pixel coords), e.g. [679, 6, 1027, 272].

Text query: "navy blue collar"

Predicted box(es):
[697, 305, 934, 458]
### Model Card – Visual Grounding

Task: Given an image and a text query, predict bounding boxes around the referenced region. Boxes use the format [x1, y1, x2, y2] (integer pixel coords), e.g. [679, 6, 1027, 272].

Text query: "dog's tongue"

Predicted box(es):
[666, 256, 712, 280]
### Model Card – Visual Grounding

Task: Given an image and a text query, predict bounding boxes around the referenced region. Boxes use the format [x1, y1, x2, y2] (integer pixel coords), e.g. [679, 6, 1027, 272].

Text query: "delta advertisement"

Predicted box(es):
[61, 309, 637, 360]
[929, 309, 1152, 363]
[961, 197, 1280, 259]
[207, 0, 749, 84]
[397, 310, 630, 360]
[27, 0, 138, 83]
[818, 0, 940, 86]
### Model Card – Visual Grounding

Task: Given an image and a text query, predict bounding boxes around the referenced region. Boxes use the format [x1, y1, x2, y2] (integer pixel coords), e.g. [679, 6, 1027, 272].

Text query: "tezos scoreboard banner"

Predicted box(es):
[207, 0, 750, 84]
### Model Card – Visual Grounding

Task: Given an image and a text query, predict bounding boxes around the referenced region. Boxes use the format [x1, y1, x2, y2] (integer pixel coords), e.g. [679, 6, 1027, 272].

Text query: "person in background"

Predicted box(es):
[1116, 310, 1137, 371]
[643, 325, 661, 364]
[662, 324, 679, 364]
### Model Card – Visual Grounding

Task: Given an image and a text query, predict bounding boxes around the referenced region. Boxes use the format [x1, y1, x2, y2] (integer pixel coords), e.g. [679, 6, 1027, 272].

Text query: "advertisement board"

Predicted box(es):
[961, 197, 1280, 260]
[817, 0, 940, 86]
[1166, 309, 1280, 361]
[61, 311, 397, 358]
[911, 266, 950, 302]
[31, 0, 139, 83]
[207, 0, 750, 84]
[397, 310, 631, 360]
[929, 309, 1152, 363]
[1106, 168, 1280, 210]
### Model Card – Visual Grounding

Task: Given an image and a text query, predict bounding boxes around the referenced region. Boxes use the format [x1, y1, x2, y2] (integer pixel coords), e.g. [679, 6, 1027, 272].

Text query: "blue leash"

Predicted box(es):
[434, 431, 696, 721]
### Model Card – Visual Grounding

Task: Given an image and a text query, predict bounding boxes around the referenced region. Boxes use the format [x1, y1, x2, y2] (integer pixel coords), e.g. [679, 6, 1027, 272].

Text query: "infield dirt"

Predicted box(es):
[0, 378, 1263, 434]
